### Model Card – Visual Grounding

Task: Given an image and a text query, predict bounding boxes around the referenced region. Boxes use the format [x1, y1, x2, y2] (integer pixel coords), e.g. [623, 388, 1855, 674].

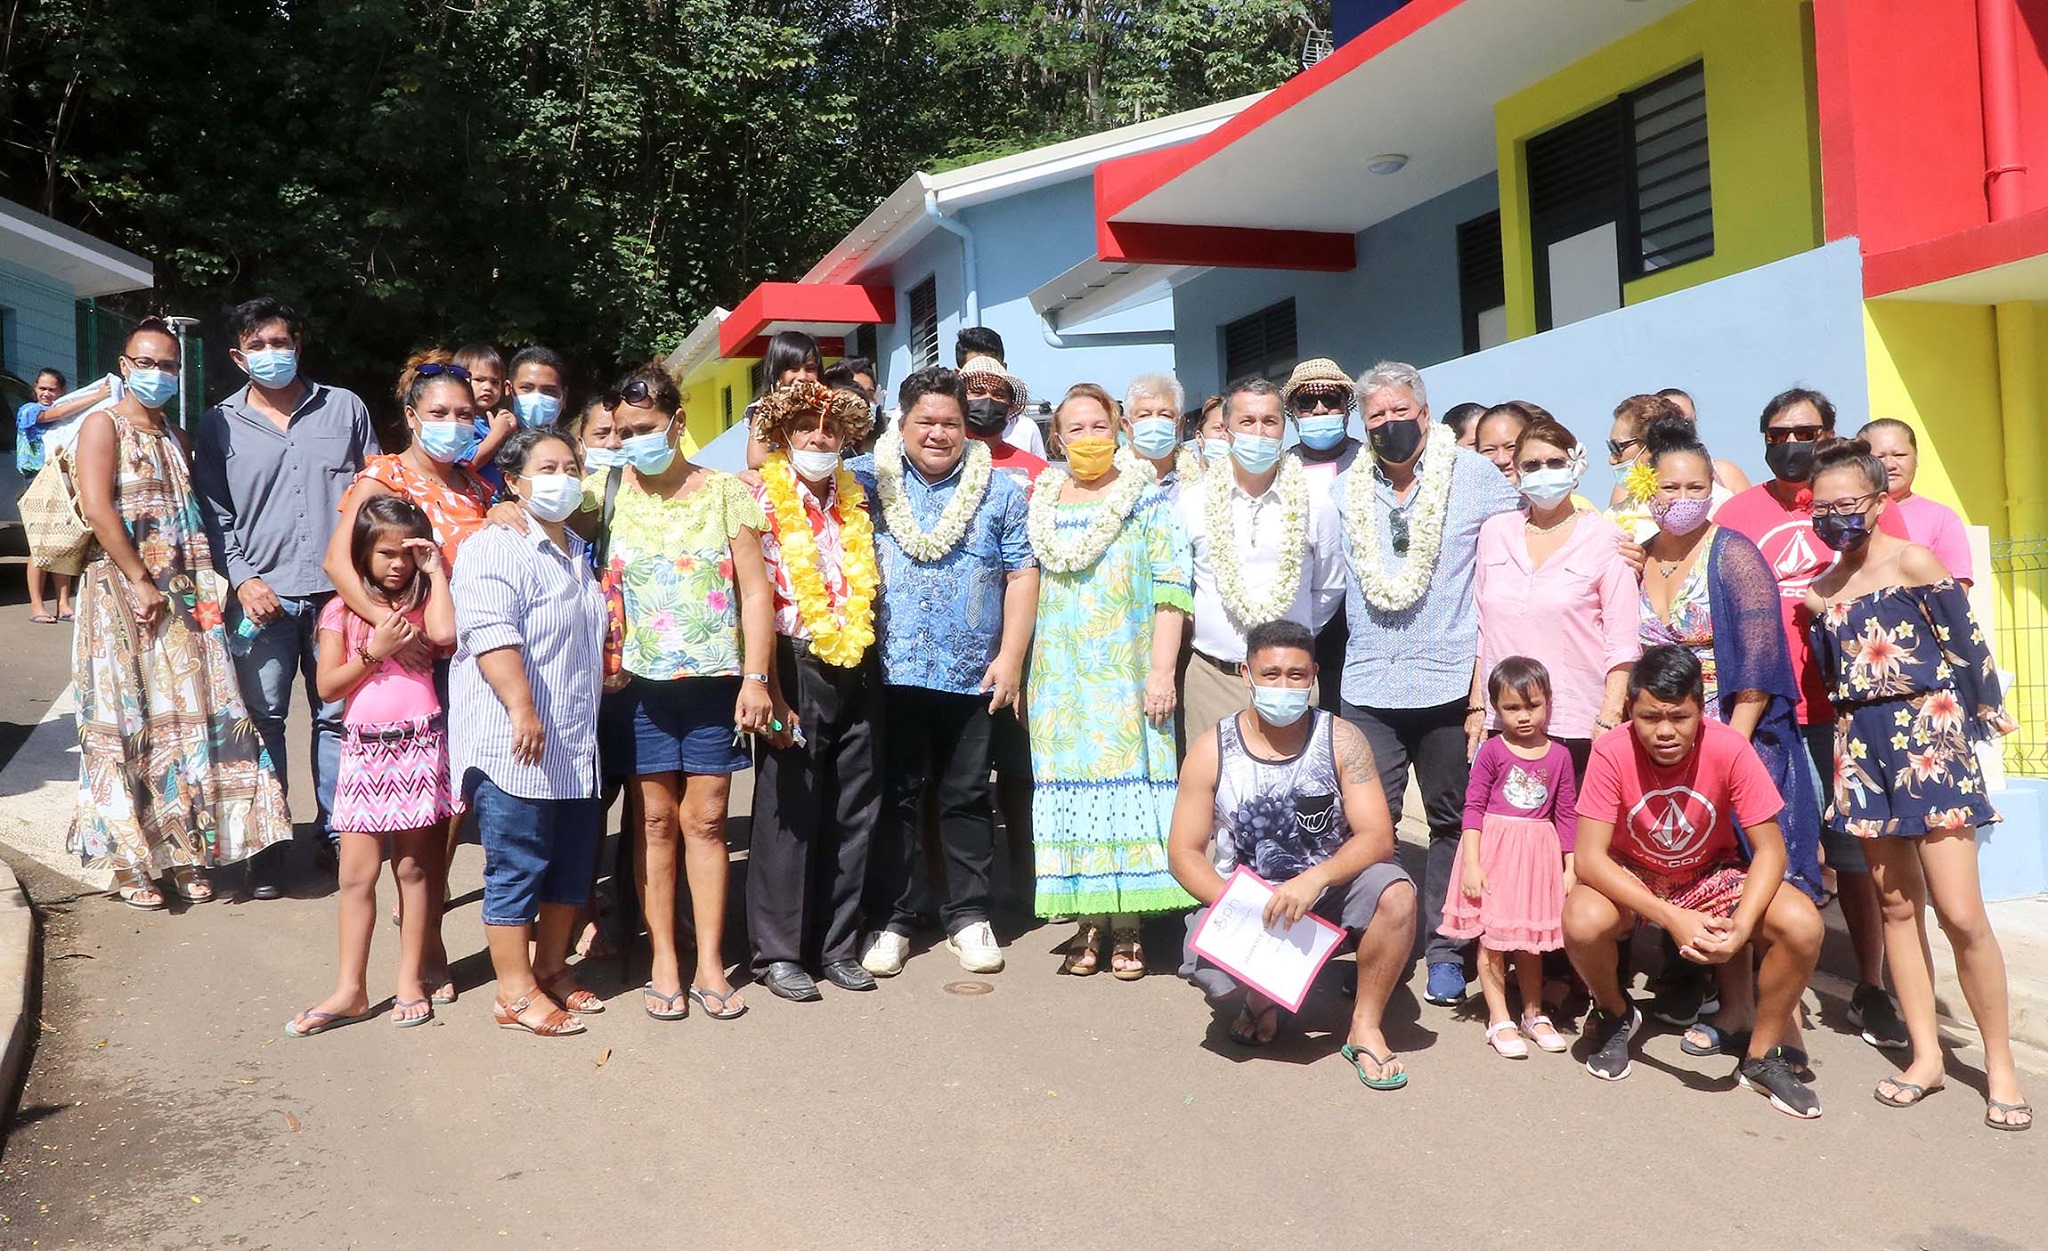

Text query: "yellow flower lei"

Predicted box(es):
[763, 454, 879, 668]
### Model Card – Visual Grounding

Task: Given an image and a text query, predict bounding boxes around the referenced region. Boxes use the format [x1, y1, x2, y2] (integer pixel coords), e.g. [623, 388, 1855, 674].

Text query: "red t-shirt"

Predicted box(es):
[983, 438, 1048, 496]
[1578, 719, 1784, 880]
[1714, 482, 1907, 724]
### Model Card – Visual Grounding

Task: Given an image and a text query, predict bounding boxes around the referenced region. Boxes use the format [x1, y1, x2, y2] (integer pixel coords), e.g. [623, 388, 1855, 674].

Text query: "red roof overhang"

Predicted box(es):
[718, 282, 894, 359]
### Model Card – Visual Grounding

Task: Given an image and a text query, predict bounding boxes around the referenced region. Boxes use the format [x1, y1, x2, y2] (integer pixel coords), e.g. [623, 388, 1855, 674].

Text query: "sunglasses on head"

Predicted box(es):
[606, 378, 655, 408]
[416, 363, 471, 381]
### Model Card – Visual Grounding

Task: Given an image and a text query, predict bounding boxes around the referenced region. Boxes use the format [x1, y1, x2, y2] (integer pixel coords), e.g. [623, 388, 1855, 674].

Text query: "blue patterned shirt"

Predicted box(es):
[850, 449, 1034, 695]
[1335, 444, 1520, 709]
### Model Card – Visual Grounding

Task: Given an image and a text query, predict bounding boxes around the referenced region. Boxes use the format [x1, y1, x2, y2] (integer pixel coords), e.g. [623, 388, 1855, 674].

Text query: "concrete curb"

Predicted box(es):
[0, 683, 109, 894]
[0, 855, 35, 1120]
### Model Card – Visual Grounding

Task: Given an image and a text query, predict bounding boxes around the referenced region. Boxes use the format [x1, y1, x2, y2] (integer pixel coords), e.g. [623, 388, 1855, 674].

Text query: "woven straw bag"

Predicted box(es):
[19, 445, 95, 574]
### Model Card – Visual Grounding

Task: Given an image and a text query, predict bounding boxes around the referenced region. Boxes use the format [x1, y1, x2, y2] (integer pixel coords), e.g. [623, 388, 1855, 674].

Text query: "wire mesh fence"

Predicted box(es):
[1992, 536, 2048, 778]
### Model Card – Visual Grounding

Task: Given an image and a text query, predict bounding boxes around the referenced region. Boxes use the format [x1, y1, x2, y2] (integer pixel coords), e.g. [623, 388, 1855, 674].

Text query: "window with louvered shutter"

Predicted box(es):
[907, 277, 939, 369]
[1457, 211, 1506, 354]
[722, 385, 734, 428]
[1221, 299, 1298, 384]
[1631, 64, 1713, 273]
[749, 361, 765, 398]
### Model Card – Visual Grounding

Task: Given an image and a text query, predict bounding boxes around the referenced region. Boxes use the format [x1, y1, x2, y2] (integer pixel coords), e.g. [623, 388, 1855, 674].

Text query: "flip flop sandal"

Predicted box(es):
[688, 986, 748, 1021]
[643, 983, 689, 1021]
[1680, 1022, 1752, 1058]
[1873, 1076, 1946, 1108]
[390, 998, 435, 1029]
[426, 971, 458, 1006]
[1340, 1042, 1409, 1091]
[116, 884, 166, 911]
[1986, 1099, 2033, 1132]
[29, 614, 56, 625]
[285, 1006, 376, 1038]
[1228, 1002, 1282, 1047]
[57, 612, 73, 622]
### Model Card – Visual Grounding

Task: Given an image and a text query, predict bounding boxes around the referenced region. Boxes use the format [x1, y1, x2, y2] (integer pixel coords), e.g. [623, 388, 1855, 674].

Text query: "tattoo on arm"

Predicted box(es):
[1336, 722, 1376, 787]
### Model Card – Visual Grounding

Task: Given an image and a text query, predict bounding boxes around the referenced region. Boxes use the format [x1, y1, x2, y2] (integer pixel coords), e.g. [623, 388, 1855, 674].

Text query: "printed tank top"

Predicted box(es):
[1214, 709, 1348, 882]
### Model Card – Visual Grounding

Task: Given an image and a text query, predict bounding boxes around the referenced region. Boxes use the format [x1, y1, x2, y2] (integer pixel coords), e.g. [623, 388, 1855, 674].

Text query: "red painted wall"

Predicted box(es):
[2011, 0, 2048, 216]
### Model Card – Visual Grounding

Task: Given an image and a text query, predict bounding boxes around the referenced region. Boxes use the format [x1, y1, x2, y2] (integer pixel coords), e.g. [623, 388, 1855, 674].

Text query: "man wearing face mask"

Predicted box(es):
[1283, 359, 1362, 713]
[1335, 361, 1519, 1008]
[958, 355, 1047, 488]
[195, 296, 379, 898]
[1178, 376, 1345, 740]
[1126, 373, 1192, 500]
[1167, 619, 1417, 1080]
[1715, 388, 1909, 1052]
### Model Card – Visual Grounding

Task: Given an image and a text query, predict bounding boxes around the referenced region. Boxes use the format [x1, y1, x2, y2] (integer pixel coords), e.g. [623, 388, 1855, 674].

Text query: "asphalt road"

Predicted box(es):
[0, 587, 2040, 1250]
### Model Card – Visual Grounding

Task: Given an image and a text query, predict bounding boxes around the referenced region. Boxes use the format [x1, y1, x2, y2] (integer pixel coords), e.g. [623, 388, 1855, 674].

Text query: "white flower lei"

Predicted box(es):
[1206, 451, 1308, 629]
[1175, 444, 1204, 483]
[1344, 422, 1458, 612]
[873, 427, 992, 563]
[1028, 446, 1155, 573]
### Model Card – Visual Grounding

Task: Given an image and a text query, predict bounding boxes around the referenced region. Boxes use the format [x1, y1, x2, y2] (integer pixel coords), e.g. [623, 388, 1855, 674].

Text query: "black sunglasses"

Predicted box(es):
[605, 378, 655, 408]
[1607, 437, 1641, 458]
[416, 363, 471, 381]
[1291, 390, 1350, 413]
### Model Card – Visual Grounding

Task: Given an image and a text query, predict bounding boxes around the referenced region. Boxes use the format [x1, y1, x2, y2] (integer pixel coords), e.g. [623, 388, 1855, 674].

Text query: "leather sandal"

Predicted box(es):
[540, 969, 604, 1014]
[1110, 929, 1146, 981]
[1059, 924, 1103, 976]
[492, 989, 585, 1037]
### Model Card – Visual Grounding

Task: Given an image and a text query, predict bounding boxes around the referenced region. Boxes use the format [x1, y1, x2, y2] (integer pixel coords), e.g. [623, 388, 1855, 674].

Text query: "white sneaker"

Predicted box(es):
[860, 930, 909, 977]
[946, 921, 1005, 974]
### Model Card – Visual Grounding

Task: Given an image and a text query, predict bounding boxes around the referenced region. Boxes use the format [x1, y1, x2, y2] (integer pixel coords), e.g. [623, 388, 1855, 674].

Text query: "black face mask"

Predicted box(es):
[1813, 511, 1872, 552]
[964, 397, 1009, 437]
[1765, 440, 1816, 483]
[1369, 418, 1423, 464]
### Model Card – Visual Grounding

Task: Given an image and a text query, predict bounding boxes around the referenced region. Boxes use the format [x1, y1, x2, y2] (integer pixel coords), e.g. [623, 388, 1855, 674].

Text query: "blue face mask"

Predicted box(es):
[415, 421, 469, 463]
[1297, 414, 1348, 451]
[1230, 432, 1283, 475]
[583, 446, 625, 472]
[1200, 437, 1232, 465]
[514, 392, 564, 426]
[1131, 417, 1179, 459]
[125, 368, 178, 410]
[240, 347, 299, 389]
[622, 426, 677, 476]
[1250, 684, 1313, 728]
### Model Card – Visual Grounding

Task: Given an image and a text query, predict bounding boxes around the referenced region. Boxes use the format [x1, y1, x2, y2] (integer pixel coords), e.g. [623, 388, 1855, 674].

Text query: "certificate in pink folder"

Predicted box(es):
[1189, 867, 1346, 1014]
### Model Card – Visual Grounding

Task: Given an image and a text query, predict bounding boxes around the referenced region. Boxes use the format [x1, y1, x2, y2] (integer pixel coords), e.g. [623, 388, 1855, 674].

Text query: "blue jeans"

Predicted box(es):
[232, 592, 344, 840]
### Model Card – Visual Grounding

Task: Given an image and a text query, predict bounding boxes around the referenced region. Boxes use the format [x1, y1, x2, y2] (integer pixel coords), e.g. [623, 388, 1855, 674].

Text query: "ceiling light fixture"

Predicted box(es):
[1366, 154, 1409, 175]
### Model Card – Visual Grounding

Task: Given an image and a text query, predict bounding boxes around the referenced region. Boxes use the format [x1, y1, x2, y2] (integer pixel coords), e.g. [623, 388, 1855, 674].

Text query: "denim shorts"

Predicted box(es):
[1804, 722, 1868, 874]
[466, 770, 601, 926]
[605, 676, 750, 777]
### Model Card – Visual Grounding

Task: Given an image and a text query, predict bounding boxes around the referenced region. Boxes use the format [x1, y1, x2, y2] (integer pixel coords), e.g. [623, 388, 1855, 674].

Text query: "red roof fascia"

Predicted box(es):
[1099, 220, 1356, 271]
[718, 282, 893, 358]
[1862, 204, 2048, 296]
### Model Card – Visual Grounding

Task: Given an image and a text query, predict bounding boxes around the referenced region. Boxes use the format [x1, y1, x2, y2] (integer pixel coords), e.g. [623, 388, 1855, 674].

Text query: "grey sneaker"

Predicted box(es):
[1847, 982, 1909, 1051]
[1739, 1048, 1824, 1119]
[1584, 1004, 1641, 1081]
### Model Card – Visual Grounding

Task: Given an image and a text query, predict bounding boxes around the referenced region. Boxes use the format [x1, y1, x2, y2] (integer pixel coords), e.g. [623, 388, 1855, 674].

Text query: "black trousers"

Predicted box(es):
[866, 685, 996, 936]
[1343, 698, 1472, 966]
[748, 639, 881, 975]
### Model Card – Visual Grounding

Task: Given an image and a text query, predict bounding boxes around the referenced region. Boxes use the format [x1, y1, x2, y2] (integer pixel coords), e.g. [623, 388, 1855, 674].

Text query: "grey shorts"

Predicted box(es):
[1804, 721, 1868, 875]
[1179, 859, 1415, 996]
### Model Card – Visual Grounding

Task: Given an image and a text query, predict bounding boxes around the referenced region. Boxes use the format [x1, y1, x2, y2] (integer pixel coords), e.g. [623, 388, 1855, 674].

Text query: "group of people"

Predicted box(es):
[30, 301, 2029, 1130]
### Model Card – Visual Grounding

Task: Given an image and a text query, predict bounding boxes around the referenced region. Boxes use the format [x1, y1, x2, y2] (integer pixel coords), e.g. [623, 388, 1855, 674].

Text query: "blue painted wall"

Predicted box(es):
[866, 175, 1175, 407]
[1170, 173, 1498, 397]
[0, 257, 79, 385]
[1420, 239, 1870, 500]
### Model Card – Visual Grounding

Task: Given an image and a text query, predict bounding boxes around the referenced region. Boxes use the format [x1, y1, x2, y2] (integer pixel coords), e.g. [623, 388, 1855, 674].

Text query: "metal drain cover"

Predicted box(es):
[942, 981, 994, 996]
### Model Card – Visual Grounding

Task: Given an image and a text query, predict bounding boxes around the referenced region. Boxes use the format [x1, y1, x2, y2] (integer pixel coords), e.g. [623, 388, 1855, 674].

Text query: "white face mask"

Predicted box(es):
[790, 447, 841, 483]
[520, 472, 581, 523]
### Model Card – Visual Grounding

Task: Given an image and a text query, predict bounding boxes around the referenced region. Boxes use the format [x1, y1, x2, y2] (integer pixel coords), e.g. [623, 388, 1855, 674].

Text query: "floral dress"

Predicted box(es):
[1812, 580, 2015, 838]
[1026, 487, 1197, 917]
[589, 471, 763, 679]
[352, 453, 493, 566]
[71, 411, 292, 879]
[1640, 557, 1720, 711]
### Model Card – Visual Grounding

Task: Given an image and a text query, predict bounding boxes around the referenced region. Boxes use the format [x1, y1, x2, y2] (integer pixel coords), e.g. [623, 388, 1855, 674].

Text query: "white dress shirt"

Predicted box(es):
[1003, 412, 1047, 458]
[1180, 461, 1346, 664]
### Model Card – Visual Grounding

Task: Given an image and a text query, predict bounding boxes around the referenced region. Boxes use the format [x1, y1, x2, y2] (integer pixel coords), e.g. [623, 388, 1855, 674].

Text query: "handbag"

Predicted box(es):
[19, 444, 95, 575]
[591, 466, 627, 678]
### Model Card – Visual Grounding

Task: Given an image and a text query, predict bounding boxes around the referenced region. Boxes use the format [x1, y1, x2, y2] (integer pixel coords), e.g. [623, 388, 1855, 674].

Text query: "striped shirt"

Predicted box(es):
[449, 515, 607, 800]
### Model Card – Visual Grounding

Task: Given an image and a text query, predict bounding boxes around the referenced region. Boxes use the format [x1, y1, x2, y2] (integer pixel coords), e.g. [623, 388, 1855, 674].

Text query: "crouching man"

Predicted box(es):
[1565, 644, 1825, 1118]
[1168, 620, 1418, 1090]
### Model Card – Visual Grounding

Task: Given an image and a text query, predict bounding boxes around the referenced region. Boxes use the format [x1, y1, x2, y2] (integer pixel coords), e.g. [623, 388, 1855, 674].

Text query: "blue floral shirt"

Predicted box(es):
[15, 401, 47, 474]
[850, 449, 1034, 695]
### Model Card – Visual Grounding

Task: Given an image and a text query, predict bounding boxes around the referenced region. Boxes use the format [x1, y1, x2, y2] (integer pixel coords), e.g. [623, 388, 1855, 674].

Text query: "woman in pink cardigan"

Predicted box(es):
[1469, 416, 1641, 779]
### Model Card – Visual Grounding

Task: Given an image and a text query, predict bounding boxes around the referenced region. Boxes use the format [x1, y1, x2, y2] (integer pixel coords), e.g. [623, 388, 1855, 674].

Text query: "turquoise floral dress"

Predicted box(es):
[1812, 580, 2015, 839]
[1026, 485, 1196, 918]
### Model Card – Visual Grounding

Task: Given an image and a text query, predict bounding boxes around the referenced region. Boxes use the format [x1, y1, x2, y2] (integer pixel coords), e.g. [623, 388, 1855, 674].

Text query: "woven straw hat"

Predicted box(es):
[751, 379, 876, 450]
[959, 354, 1030, 412]
[1282, 358, 1356, 407]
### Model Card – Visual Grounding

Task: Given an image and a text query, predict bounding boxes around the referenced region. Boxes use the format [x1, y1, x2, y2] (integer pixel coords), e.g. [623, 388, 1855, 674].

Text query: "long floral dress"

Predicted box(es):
[1812, 579, 2015, 839]
[71, 411, 291, 880]
[1027, 485, 1196, 918]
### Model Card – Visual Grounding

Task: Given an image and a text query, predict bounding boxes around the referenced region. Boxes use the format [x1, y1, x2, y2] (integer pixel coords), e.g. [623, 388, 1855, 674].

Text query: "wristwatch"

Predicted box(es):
[744, 672, 770, 686]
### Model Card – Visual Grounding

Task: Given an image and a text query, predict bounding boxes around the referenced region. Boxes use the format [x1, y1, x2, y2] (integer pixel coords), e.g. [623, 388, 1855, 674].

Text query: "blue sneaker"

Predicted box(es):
[1424, 962, 1466, 1006]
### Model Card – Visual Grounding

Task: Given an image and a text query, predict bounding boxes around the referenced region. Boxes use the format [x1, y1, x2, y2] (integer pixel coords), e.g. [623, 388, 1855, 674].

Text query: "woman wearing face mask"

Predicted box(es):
[1803, 437, 2028, 1132]
[1637, 414, 1823, 1058]
[450, 428, 610, 1036]
[1605, 393, 1748, 537]
[1469, 417, 1638, 776]
[1126, 373, 1192, 500]
[70, 319, 293, 908]
[1026, 383, 1195, 979]
[587, 366, 775, 1019]
[1190, 396, 1230, 475]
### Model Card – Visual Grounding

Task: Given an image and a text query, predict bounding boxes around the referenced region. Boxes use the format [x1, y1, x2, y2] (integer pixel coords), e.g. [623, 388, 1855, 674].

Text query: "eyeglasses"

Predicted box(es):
[1607, 437, 1641, 458]
[122, 353, 178, 372]
[1810, 491, 1881, 518]
[416, 363, 471, 381]
[1388, 507, 1411, 555]
[1518, 455, 1572, 474]
[1290, 390, 1350, 414]
[1764, 425, 1825, 445]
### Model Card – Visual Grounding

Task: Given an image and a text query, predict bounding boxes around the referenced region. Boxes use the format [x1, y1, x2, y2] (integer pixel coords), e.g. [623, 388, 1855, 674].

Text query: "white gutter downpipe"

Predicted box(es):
[1042, 323, 1176, 350]
[921, 190, 979, 326]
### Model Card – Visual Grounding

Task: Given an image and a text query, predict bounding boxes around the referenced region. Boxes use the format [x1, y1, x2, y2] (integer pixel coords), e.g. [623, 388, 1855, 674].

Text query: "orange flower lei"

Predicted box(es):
[763, 454, 878, 668]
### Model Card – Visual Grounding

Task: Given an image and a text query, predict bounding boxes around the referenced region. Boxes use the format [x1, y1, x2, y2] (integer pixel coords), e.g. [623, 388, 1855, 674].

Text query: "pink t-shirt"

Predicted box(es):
[1578, 719, 1783, 879]
[1715, 483, 1908, 725]
[1890, 493, 1974, 583]
[317, 597, 442, 727]
[1474, 509, 1641, 740]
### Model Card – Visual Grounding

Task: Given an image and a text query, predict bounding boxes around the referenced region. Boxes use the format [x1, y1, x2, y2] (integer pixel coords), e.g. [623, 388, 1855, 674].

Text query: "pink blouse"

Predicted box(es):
[1474, 508, 1641, 740]
[1891, 493, 1974, 583]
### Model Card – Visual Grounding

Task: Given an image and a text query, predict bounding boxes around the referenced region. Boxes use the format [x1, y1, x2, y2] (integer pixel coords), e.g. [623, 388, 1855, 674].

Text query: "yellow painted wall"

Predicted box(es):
[676, 358, 755, 456]
[1495, 0, 1823, 339]
[1862, 301, 2007, 538]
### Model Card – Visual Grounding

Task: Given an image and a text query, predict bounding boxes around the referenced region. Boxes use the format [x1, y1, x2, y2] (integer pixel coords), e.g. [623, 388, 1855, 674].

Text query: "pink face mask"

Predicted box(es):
[1652, 495, 1713, 536]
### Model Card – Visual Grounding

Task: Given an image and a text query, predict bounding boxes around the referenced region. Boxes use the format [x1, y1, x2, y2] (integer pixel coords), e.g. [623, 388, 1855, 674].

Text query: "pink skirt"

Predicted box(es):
[331, 718, 452, 835]
[1437, 813, 1566, 952]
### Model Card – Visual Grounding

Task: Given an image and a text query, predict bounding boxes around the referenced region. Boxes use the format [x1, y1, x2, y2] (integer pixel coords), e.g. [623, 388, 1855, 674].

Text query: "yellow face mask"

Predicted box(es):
[1065, 436, 1117, 481]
